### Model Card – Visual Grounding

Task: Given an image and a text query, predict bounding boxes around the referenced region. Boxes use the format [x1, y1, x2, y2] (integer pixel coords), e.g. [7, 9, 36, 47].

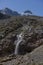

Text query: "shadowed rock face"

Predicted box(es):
[0, 16, 43, 56]
[0, 34, 17, 56]
[18, 32, 43, 55]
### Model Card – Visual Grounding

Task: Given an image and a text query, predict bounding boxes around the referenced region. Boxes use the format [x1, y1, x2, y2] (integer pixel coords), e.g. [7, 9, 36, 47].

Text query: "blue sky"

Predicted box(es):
[0, 0, 43, 16]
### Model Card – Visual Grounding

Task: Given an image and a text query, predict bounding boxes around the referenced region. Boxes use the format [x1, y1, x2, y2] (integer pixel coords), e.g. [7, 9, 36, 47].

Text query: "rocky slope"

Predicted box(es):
[0, 12, 10, 19]
[0, 8, 20, 16]
[1, 45, 43, 65]
[0, 15, 43, 65]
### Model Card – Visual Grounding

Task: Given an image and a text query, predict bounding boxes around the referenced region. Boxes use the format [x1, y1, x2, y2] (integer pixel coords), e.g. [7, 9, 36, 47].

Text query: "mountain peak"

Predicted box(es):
[4, 8, 12, 12]
[5, 7, 9, 9]
[0, 8, 20, 16]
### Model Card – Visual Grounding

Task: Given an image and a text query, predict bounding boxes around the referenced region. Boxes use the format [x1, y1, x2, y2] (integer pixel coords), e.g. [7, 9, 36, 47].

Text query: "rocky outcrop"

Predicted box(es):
[18, 32, 43, 54]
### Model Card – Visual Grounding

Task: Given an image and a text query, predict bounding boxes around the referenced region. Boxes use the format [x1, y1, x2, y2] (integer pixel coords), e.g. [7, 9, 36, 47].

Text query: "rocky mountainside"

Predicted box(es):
[1, 45, 43, 65]
[0, 8, 20, 16]
[0, 15, 43, 65]
[0, 12, 10, 19]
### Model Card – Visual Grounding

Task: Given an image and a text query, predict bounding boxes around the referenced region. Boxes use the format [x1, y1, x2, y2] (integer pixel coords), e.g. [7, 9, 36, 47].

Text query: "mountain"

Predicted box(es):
[0, 8, 20, 16]
[0, 12, 10, 19]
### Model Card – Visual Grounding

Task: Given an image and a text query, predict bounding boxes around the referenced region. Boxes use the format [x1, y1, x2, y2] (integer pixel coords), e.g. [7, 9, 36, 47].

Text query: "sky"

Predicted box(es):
[0, 0, 43, 16]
